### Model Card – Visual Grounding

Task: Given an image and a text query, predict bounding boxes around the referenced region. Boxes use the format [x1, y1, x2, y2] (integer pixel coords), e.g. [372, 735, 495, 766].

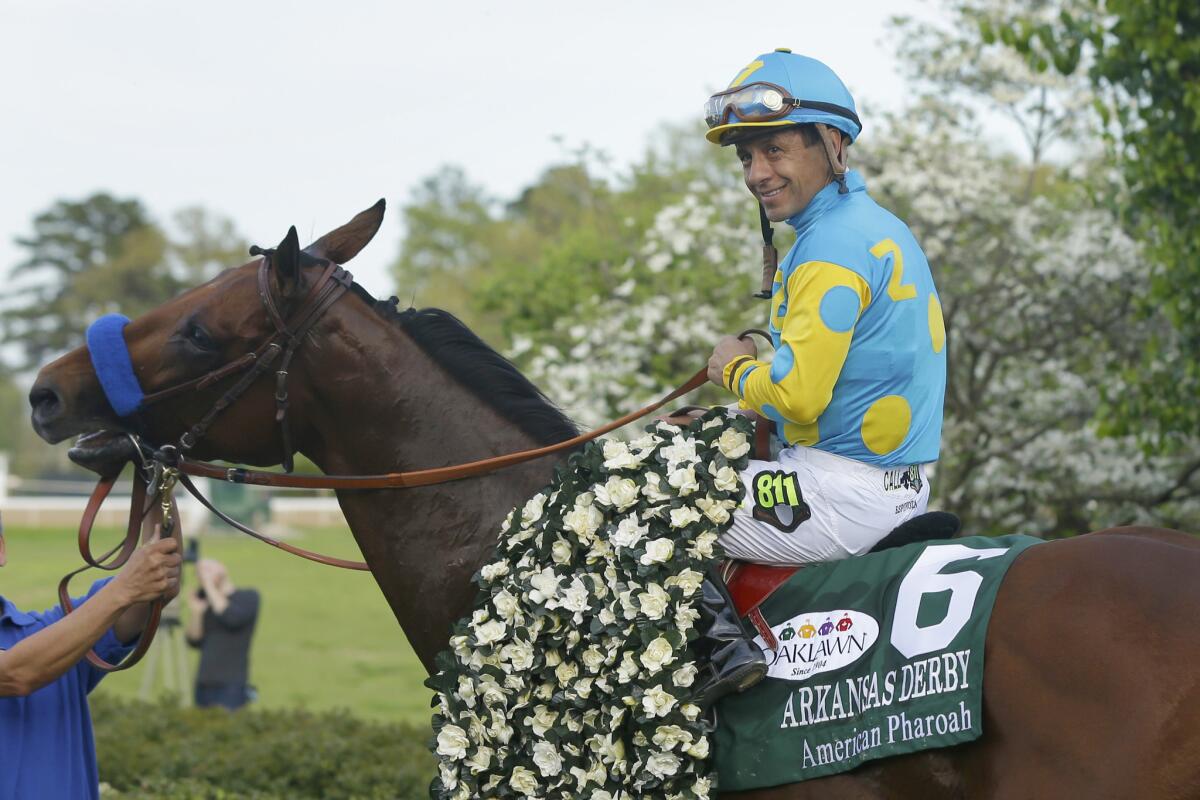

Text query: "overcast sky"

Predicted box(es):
[1, 0, 944, 301]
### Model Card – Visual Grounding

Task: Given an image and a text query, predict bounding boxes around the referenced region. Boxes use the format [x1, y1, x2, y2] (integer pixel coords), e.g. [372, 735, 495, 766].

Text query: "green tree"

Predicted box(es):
[169, 206, 249, 283]
[2, 193, 174, 369]
[980, 0, 1200, 443]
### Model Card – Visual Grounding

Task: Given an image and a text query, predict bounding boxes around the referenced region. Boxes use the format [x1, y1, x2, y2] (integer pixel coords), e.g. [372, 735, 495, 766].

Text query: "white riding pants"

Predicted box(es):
[719, 444, 931, 566]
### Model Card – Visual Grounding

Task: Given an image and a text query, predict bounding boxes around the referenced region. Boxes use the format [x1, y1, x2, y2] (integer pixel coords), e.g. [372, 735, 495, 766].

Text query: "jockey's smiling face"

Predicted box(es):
[736, 126, 835, 222]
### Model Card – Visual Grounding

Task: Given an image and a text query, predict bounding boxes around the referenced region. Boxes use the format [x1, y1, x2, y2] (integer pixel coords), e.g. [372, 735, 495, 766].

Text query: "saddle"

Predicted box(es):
[724, 510, 961, 649]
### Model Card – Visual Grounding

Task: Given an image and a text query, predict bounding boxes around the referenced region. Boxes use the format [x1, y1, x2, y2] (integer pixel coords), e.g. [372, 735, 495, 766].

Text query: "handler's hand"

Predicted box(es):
[112, 531, 182, 606]
[707, 335, 758, 388]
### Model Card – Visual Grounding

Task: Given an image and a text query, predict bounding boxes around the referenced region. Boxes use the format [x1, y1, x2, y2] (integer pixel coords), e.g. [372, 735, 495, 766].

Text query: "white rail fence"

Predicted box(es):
[0, 452, 347, 530]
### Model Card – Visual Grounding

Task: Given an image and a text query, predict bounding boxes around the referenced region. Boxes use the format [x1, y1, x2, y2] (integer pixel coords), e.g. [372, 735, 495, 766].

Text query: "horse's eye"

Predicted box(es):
[186, 323, 217, 351]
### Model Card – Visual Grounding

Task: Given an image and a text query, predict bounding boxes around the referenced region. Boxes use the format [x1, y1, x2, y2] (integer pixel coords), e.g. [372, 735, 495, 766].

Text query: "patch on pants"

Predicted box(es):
[751, 469, 811, 533]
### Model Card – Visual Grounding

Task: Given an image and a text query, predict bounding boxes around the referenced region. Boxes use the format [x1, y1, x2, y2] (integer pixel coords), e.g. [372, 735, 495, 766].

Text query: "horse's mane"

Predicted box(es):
[349, 284, 579, 446]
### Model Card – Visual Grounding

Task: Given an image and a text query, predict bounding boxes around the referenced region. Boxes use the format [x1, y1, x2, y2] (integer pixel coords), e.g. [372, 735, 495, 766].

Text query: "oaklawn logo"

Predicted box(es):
[754, 610, 879, 681]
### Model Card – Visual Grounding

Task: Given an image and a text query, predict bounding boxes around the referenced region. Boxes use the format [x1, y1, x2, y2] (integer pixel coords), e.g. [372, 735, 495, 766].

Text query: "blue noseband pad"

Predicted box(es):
[85, 314, 144, 417]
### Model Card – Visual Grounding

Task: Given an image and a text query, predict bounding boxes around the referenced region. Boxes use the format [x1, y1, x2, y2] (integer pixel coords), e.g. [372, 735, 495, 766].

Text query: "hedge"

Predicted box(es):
[92, 695, 436, 799]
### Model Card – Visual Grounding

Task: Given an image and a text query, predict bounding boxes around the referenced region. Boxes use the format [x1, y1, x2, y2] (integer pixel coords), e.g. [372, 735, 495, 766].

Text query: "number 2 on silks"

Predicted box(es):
[752, 470, 811, 532]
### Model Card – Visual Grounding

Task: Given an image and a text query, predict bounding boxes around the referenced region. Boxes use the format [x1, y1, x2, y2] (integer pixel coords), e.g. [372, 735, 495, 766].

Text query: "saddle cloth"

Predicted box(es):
[713, 534, 1041, 791]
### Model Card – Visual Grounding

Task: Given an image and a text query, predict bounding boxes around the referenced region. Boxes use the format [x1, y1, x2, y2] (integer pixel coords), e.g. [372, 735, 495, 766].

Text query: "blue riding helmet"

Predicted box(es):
[705, 49, 861, 145]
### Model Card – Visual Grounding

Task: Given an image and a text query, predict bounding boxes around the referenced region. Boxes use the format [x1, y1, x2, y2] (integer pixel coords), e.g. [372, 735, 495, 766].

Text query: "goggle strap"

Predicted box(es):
[815, 123, 850, 195]
[756, 203, 777, 301]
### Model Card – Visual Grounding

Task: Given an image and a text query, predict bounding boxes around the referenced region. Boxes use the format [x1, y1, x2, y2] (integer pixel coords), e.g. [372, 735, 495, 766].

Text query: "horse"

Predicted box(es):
[28, 202, 1200, 799]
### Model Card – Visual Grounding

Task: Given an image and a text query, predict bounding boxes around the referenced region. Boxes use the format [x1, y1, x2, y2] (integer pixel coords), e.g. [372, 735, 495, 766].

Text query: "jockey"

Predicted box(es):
[691, 49, 947, 704]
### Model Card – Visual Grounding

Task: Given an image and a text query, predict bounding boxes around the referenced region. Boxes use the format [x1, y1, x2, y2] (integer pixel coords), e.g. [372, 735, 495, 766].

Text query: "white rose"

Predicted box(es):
[561, 578, 590, 612]
[564, 502, 604, 542]
[551, 538, 573, 564]
[500, 640, 534, 672]
[685, 736, 711, 758]
[457, 675, 477, 705]
[630, 432, 660, 450]
[602, 439, 642, 470]
[479, 678, 506, 706]
[439, 763, 459, 791]
[680, 702, 703, 721]
[473, 619, 507, 646]
[661, 435, 700, 467]
[610, 516, 648, 549]
[555, 660, 579, 684]
[435, 724, 470, 760]
[651, 724, 691, 750]
[637, 583, 671, 620]
[694, 776, 713, 799]
[667, 464, 701, 496]
[464, 744, 493, 774]
[532, 741, 563, 777]
[641, 537, 676, 564]
[671, 662, 698, 687]
[642, 472, 673, 502]
[669, 506, 703, 529]
[508, 765, 539, 794]
[639, 635, 676, 673]
[689, 530, 719, 558]
[696, 495, 731, 525]
[521, 493, 547, 525]
[528, 567, 561, 600]
[642, 685, 678, 717]
[598, 607, 618, 626]
[595, 475, 641, 511]
[676, 606, 700, 638]
[717, 427, 751, 459]
[646, 751, 683, 778]
[617, 651, 639, 683]
[618, 589, 640, 620]
[479, 560, 509, 582]
[586, 537, 613, 563]
[582, 646, 606, 673]
[492, 589, 521, 622]
[665, 568, 705, 597]
[529, 704, 559, 736]
[711, 463, 742, 492]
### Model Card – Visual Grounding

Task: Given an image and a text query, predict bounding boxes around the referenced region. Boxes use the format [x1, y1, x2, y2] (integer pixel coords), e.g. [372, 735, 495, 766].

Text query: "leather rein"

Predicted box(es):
[67, 251, 735, 670]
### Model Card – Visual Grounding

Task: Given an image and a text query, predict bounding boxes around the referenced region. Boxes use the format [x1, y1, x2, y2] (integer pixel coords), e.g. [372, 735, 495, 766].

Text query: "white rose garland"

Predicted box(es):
[427, 411, 753, 799]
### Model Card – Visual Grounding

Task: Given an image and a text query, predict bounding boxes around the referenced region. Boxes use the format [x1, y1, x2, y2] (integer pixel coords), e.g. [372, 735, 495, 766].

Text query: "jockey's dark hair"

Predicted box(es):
[348, 283, 579, 447]
[728, 123, 849, 149]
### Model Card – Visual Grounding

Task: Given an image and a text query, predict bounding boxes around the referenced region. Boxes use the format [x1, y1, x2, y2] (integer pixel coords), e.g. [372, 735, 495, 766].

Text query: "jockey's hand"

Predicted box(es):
[707, 335, 758, 389]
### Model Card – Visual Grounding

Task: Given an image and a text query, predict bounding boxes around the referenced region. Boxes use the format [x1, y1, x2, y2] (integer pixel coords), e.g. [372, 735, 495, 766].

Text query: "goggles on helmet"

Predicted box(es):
[704, 81, 862, 133]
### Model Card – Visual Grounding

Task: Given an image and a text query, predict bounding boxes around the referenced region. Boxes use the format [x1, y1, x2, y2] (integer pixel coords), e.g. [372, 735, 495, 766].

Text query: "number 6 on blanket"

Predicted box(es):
[890, 544, 1009, 659]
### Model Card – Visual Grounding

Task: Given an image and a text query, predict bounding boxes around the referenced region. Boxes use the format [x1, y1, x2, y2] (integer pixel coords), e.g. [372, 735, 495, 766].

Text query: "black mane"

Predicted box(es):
[350, 284, 578, 446]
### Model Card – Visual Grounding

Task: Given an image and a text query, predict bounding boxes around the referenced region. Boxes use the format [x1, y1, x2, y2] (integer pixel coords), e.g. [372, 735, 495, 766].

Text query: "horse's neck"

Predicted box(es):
[303, 310, 563, 673]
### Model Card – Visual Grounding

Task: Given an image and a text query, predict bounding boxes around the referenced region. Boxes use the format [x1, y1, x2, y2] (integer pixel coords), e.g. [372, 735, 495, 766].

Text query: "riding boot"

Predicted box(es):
[692, 569, 768, 707]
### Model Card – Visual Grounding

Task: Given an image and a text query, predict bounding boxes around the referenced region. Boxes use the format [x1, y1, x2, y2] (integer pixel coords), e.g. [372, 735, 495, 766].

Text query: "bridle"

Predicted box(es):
[66, 249, 733, 670]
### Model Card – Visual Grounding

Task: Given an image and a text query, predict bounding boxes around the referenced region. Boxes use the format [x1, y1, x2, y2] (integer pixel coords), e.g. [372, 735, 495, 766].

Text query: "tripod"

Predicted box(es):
[138, 595, 192, 705]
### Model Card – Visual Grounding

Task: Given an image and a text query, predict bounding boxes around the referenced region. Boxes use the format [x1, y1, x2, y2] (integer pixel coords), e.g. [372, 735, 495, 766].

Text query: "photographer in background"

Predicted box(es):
[184, 556, 260, 710]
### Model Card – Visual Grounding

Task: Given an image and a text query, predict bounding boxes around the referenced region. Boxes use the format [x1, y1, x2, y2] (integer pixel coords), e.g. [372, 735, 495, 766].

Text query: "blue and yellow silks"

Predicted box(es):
[723, 171, 946, 466]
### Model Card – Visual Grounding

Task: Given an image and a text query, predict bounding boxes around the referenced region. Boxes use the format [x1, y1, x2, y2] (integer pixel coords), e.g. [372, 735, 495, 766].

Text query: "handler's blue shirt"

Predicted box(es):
[0, 579, 135, 800]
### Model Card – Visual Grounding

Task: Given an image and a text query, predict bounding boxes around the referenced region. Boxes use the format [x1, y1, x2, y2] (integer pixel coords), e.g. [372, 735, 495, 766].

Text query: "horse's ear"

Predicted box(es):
[304, 199, 386, 264]
[273, 225, 303, 298]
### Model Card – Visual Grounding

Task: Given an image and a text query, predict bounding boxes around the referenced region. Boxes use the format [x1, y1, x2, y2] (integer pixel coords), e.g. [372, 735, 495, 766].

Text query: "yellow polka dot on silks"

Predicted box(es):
[928, 294, 946, 353]
[861, 395, 912, 455]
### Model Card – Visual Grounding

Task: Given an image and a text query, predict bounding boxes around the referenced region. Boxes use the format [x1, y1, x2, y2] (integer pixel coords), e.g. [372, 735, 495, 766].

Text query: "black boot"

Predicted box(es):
[693, 571, 768, 707]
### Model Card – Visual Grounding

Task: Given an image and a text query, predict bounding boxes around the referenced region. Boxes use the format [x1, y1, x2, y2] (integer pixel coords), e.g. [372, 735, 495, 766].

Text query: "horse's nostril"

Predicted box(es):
[29, 386, 62, 421]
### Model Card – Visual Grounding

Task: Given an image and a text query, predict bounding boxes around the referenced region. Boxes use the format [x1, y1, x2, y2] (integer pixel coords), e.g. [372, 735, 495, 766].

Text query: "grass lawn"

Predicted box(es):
[0, 524, 433, 726]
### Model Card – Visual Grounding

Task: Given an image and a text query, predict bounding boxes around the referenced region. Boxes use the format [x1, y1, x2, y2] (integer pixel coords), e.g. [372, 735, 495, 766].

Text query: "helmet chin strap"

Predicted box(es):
[815, 122, 849, 194]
